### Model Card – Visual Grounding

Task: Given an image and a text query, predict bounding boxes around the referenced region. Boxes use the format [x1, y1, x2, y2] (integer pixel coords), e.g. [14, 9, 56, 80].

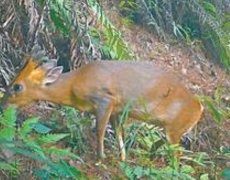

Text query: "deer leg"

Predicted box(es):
[110, 114, 126, 161]
[95, 97, 113, 159]
[165, 127, 184, 160]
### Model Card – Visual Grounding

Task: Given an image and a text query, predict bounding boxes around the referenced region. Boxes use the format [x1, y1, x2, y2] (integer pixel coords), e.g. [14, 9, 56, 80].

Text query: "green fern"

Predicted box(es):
[201, 87, 230, 124]
[36, 133, 70, 145]
[0, 106, 84, 179]
[120, 162, 196, 180]
[119, 0, 230, 70]
[87, 0, 134, 60]
[48, 0, 73, 36]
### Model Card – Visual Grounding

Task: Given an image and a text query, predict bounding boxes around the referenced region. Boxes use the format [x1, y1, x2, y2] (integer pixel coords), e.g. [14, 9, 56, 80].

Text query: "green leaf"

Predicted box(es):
[23, 140, 48, 160]
[87, 0, 133, 60]
[46, 160, 82, 178]
[50, 9, 68, 35]
[0, 162, 19, 173]
[1, 106, 17, 127]
[36, 0, 45, 7]
[200, 173, 209, 180]
[19, 117, 39, 137]
[202, 1, 217, 16]
[181, 165, 195, 174]
[59, 160, 82, 177]
[33, 168, 51, 180]
[33, 123, 52, 134]
[134, 166, 144, 178]
[0, 127, 15, 141]
[120, 162, 134, 179]
[37, 133, 69, 145]
[11, 147, 48, 162]
[222, 21, 230, 32]
[221, 168, 230, 180]
[203, 97, 223, 123]
[46, 146, 83, 162]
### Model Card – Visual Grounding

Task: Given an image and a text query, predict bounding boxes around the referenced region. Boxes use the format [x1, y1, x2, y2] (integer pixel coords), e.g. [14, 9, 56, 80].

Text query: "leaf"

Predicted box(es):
[0, 127, 15, 141]
[1, 106, 17, 127]
[181, 165, 195, 174]
[33, 168, 51, 180]
[202, 97, 223, 123]
[19, 117, 39, 137]
[87, 0, 133, 60]
[46, 146, 83, 162]
[33, 123, 52, 134]
[222, 21, 230, 32]
[37, 133, 69, 145]
[24, 140, 48, 160]
[50, 9, 68, 35]
[118, 1, 126, 8]
[202, 2, 217, 16]
[11, 147, 48, 162]
[221, 168, 230, 180]
[0, 162, 19, 173]
[200, 173, 209, 180]
[58, 160, 82, 177]
[120, 162, 134, 179]
[134, 166, 144, 178]
[36, 0, 45, 7]
[45, 160, 82, 178]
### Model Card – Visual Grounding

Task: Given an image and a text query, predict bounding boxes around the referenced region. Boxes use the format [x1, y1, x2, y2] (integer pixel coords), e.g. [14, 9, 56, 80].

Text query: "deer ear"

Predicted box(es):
[42, 66, 63, 86]
[41, 59, 58, 71]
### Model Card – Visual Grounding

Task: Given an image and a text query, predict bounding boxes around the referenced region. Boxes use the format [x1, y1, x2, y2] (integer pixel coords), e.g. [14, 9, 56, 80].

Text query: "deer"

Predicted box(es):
[0, 57, 203, 161]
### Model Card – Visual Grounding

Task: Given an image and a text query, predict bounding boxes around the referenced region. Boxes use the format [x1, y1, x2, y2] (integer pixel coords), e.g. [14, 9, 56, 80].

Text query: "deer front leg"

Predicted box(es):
[110, 114, 126, 161]
[95, 97, 113, 159]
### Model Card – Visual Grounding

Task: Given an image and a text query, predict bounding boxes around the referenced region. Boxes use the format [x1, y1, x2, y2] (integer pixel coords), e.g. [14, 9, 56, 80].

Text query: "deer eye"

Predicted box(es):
[13, 84, 23, 93]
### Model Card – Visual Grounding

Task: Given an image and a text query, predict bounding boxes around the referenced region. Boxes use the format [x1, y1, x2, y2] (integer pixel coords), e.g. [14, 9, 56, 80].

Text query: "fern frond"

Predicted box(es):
[87, 0, 134, 60]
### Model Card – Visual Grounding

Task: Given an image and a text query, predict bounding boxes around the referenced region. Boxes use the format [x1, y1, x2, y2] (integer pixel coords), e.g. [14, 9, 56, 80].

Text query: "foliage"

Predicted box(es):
[59, 106, 91, 154]
[119, 0, 230, 71]
[120, 162, 196, 180]
[119, 121, 228, 179]
[87, 0, 134, 60]
[221, 168, 230, 180]
[201, 87, 230, 124]
[0, 0, 133, 84]
[0, 106, 85, 179]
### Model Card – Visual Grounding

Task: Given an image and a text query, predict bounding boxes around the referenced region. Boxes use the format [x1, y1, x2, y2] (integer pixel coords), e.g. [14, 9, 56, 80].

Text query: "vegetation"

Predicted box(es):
[0, 0, 229, 179]
[0, 106, 86, 179]
[119, 0, 230, 71]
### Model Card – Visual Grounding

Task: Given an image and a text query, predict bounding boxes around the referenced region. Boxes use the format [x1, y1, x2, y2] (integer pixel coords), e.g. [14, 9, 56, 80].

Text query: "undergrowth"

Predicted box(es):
[0, 106, 87, 179]
[119, 0, 230, 71]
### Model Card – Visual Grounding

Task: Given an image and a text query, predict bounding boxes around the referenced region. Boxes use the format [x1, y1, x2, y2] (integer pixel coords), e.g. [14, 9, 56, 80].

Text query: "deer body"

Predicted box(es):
[1, 59, 203, 160]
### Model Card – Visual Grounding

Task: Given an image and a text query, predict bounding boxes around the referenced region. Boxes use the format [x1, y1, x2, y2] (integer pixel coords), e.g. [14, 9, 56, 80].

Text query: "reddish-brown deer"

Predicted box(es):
[0, 57, 203, 161]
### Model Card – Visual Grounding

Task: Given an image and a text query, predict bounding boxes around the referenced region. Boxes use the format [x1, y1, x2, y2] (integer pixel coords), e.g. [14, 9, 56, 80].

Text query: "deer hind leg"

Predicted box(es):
[165, 116, 200, 159]
[165, 102, 203, 157]
[95, 97, 114, 159]
[164, 127, 184, 161]
[110, 114, 126, 161]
